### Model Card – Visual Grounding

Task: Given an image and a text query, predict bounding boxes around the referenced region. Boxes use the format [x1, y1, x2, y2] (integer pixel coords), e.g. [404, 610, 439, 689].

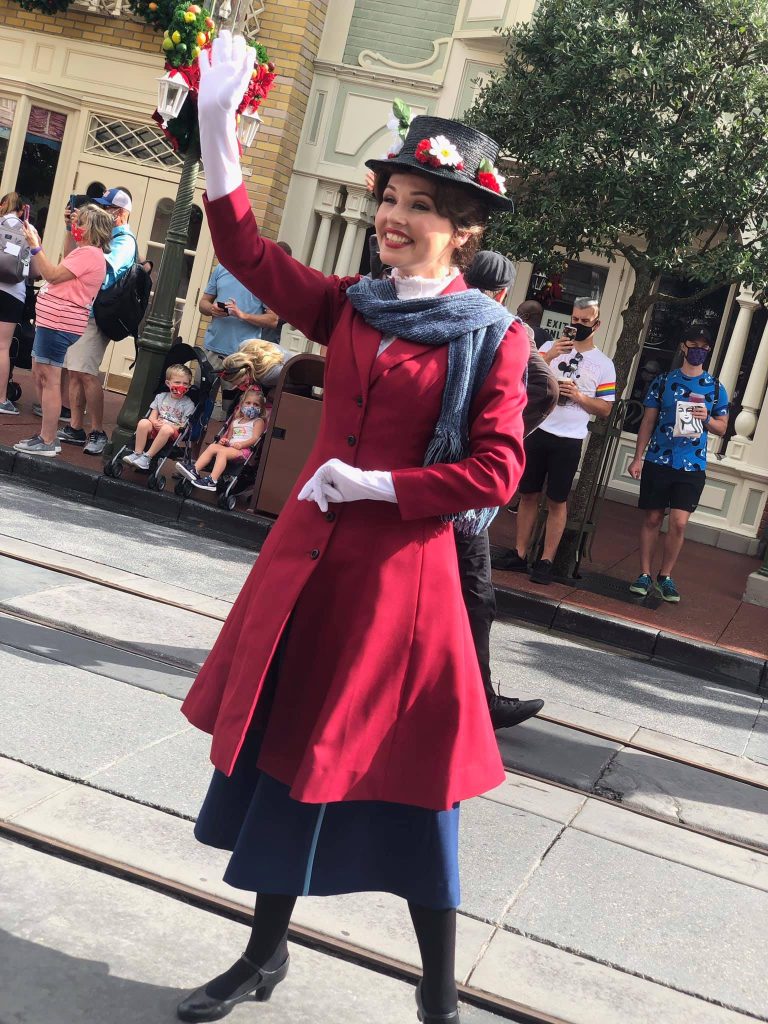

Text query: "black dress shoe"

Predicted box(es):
[529, 558, 553, 584]
[491, 549, 529, 572]
[415, 982, 460, 1022]
[489, 695, 544, 731]
[176, 954, 289, 1022]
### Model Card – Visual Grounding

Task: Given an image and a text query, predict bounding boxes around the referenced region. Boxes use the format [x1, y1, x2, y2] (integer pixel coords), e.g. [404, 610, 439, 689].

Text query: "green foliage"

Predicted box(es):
[247, 40, 270, 65]
[127, 0, 179, 31]
[467, 0, 768, 294]
[13, 0, 72, 13]
[162, 3, 215, 67]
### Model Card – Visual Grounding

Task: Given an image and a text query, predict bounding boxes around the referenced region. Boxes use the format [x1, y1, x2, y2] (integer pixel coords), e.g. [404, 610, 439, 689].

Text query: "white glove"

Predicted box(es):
[197, 31, 256, 200]
[298, 459, 397, 513]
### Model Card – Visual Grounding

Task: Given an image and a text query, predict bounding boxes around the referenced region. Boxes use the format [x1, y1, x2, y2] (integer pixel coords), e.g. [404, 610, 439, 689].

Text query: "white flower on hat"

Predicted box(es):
[428, 135, 464, 170]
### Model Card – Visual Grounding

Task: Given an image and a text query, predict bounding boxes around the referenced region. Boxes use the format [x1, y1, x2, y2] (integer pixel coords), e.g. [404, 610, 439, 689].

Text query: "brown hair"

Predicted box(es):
[166, 363, 193, 383]
[0, 192, 24, 217]
[373, 168, 489, 272]
[76, 204, 113, 253]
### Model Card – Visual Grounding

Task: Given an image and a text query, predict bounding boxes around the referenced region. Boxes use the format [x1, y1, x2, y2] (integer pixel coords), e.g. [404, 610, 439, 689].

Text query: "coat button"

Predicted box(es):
[355, 395, 363, 407]
[347, 434, 357, 446]
[325, 511, 336, 522]
[310, 548, 320, 559]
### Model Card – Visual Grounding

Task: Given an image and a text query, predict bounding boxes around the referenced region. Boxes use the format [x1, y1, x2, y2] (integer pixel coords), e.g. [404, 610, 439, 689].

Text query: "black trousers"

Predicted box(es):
[454, 529, 495, 701]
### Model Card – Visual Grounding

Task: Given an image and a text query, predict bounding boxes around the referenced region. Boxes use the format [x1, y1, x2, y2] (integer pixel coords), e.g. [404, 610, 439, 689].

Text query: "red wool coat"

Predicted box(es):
[181, 184, 529, 811]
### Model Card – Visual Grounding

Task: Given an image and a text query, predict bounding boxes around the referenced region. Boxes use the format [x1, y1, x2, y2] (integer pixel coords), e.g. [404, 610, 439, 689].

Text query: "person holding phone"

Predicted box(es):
[199, 263, 280, 374]
[0, 192, 35, 416]
[493, 296, 616, 584]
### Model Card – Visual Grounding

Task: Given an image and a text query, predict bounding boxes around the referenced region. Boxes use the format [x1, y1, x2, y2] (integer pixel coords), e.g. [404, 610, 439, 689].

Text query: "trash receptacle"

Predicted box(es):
[251, 353, 325, 517]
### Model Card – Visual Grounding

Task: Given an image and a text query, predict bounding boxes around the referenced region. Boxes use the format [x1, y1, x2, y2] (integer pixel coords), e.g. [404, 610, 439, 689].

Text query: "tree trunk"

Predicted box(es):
[552, 266, 656, 577]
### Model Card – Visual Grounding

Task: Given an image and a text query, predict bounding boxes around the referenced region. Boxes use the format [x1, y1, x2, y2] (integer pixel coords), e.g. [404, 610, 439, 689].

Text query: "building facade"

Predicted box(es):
[1, 0, 767, 556]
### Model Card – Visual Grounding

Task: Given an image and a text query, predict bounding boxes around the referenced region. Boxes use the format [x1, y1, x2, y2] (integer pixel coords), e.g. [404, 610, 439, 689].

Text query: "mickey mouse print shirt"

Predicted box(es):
[644, 369, 729, 472]
[538, 341, 616, 439]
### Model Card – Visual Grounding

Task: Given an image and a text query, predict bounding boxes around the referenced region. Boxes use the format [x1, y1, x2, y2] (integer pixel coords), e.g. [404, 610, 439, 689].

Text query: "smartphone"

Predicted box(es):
[368, 233, 388, 279]
[216, 301, 229, 315]
[21, 204, 30, 223]
[563, 325, 577, 340]
[68, 194, 91, 211]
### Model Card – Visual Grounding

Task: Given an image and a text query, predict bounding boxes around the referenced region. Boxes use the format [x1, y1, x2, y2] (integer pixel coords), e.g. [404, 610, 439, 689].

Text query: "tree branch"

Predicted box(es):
[652, 279, 735, 308]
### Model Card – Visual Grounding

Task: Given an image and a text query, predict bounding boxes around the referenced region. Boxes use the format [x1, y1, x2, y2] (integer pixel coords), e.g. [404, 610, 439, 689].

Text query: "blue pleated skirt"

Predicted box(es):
[194, 725, 461, 909]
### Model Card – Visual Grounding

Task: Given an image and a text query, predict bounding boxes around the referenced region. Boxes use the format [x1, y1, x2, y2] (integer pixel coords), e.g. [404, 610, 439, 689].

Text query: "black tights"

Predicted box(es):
[204, 894, 458, 1014]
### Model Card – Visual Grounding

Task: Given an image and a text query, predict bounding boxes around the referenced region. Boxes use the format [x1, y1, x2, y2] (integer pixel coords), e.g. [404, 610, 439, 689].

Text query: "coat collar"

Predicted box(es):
[352, 272, 469, 392]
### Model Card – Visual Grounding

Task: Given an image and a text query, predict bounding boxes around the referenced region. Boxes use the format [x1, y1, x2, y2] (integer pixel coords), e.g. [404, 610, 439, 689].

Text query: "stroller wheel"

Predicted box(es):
[156, 474, 167, 492]
[111, 461, 123, 479]
[147, 474, 157, 490]
[103, 462, 114, 478]
[218, 493, 237, 511]
[6, 382, 21, 403]
[175, 478, 193, 498]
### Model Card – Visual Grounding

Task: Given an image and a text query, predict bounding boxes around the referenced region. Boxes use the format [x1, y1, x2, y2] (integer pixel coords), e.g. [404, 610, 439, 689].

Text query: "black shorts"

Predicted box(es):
[0, 290, 24, 325]
[639, 461, 706, 513]
[519, 429, 583, 503]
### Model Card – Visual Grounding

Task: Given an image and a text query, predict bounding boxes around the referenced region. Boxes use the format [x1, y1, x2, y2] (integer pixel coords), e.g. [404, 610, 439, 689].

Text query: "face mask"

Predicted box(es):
[571, 322, 596, 342]
[169, 382, 189, 397]
[684, 346, 709, 366]
[71, 225, 86, 243]
[241, 404, 260, 419]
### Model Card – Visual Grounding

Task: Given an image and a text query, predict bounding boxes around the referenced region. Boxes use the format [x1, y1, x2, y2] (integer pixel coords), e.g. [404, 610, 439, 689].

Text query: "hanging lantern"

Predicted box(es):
[529, 269, 548, 295]
[236, 107, 262, 148]
[156, 71, 190, 121]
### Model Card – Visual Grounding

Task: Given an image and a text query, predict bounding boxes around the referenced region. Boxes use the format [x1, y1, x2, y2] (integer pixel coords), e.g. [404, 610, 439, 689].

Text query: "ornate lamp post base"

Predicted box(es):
[108, 142, 200, 457]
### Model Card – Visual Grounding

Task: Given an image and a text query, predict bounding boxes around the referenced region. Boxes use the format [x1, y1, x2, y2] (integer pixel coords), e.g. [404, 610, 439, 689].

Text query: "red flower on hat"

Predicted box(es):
[476, 158, 506, 195]
[414, 136, 465, 171]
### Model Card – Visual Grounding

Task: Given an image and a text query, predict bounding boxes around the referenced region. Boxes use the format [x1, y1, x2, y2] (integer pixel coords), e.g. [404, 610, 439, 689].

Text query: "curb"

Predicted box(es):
[495, 582, 767, 694]
[3, 446, 765, 694]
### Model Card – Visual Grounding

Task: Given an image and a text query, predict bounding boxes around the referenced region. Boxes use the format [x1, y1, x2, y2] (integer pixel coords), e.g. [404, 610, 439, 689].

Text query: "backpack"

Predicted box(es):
[92, 235, 152, 341]
[0, 216, 30, 286]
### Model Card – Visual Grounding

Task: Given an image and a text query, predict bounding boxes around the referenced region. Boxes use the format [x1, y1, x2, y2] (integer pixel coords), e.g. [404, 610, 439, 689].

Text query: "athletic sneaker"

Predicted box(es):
[57, 424, 87, 445]
[133, 453, 151, 471]
[529, 558, 554, 585]
[656, 575, 681, 603]
[122, 451, 141, 466]
[193, 475, 218, 492]
[491, 549, 529, 572]
[176, 463, 198, 482]
[629, 572, 653, 597]
[14, 434, 60, 457]
[83, 430, 108, 455]
[0, 399, 19, 415]
[32, 404, 71, 421]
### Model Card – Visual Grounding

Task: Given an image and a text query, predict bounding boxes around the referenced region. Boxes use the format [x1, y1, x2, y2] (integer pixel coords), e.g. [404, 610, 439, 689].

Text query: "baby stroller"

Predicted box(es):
[6, 283, 35, 403]
[174, 396, 265, 510]
[104, 343, 219, 491]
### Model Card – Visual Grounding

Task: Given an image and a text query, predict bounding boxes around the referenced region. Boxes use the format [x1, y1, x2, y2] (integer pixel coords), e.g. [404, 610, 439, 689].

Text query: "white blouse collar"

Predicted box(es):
[391, 266, 460, 300]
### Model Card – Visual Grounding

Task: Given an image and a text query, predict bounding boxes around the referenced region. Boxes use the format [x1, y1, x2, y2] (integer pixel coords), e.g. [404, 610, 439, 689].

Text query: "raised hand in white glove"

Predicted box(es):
[298, 459, 397, 513]
[197, 31, 256, 200]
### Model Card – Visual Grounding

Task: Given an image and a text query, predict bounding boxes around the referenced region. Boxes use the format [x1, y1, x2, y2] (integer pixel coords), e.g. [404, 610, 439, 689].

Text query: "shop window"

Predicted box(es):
[623, 275, 731, 434]
[14, 106, 68, 235]
[145, 198, 203, 330]
[0, 98, 16, 186]
[526, 259, 608, 342]
[85, 115, 182, 169]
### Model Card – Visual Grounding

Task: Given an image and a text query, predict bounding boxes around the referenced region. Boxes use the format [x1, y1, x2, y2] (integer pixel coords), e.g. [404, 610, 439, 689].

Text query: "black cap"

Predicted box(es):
[464, 251, 516, 291]
[682, 320, 714, 345]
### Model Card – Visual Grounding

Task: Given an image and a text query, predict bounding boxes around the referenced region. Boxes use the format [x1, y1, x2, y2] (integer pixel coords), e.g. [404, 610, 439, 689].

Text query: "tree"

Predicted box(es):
[467, 0, 768, 575]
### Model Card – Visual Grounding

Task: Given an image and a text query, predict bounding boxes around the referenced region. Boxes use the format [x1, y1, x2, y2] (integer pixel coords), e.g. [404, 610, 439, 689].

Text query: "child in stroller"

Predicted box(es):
[104, 343, 219, 491]
[177, 386, 265, 500]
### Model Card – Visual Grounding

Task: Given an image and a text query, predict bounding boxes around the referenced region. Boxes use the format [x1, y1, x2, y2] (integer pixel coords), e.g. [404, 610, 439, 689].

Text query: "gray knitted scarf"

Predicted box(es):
[346, 275, 514, 535]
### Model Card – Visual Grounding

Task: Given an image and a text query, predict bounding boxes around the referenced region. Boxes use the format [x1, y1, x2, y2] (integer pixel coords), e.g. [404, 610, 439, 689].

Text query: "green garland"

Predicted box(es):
[127, 0, 179, 31]
[14, 0, 72, 14]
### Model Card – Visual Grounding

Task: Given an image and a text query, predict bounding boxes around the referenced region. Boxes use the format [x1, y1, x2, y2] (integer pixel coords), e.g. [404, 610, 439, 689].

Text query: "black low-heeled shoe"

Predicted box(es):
[415, 982, 461, 1023]
[176, 954, 290, 1022]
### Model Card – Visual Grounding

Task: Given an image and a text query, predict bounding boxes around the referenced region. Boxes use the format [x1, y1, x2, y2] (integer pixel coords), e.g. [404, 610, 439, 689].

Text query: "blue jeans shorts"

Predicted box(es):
[33, 326, 81, 368]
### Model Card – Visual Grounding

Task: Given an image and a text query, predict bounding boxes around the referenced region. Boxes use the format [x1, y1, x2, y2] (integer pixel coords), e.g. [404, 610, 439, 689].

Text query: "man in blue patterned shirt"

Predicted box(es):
[628, 322, 729, 602]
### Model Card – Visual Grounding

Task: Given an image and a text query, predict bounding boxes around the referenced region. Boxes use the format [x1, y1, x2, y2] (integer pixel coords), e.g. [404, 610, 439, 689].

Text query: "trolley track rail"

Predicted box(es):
[0, 818, 564, 1024]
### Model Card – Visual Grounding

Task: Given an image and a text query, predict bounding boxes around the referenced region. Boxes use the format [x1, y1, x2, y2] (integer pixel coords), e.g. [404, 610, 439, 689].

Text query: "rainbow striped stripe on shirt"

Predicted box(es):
[596, 381, 616, 398]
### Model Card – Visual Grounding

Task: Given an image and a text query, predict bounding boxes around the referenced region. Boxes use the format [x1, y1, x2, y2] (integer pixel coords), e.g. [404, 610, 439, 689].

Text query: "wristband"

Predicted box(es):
[703, 415, 711, 428]
[65, 225, 71, 233]
[30, 246, 42, 256]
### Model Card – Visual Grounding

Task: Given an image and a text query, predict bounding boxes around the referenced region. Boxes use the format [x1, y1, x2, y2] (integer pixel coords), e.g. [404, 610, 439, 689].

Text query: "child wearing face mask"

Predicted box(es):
[179, 385, 266, 491]
[123, 364, 195, 470]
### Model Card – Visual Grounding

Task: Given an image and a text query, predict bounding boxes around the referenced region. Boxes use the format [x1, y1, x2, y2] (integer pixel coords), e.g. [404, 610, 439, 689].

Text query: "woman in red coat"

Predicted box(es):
[177, 34, 528, 1024]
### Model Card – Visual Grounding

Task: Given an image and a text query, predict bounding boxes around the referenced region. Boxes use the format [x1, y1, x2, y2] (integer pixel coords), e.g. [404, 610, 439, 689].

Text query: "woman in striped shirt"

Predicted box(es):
[15, 204, 113, 458]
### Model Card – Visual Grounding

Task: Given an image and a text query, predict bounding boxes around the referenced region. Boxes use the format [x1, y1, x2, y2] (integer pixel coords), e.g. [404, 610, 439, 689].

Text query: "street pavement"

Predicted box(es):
[0, 475, 767, 1024]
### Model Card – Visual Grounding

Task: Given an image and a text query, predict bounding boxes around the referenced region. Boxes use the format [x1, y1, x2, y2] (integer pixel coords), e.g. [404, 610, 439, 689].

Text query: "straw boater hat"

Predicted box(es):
[366, 114, 513, 212]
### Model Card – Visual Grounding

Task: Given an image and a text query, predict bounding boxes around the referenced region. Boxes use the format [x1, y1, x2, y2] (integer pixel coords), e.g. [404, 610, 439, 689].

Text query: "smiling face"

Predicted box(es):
[375, 173, 469, 279]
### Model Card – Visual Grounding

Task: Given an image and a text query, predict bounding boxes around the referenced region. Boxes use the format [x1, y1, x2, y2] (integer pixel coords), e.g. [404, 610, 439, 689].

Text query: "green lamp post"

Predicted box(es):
[109, 1, 266, 456]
